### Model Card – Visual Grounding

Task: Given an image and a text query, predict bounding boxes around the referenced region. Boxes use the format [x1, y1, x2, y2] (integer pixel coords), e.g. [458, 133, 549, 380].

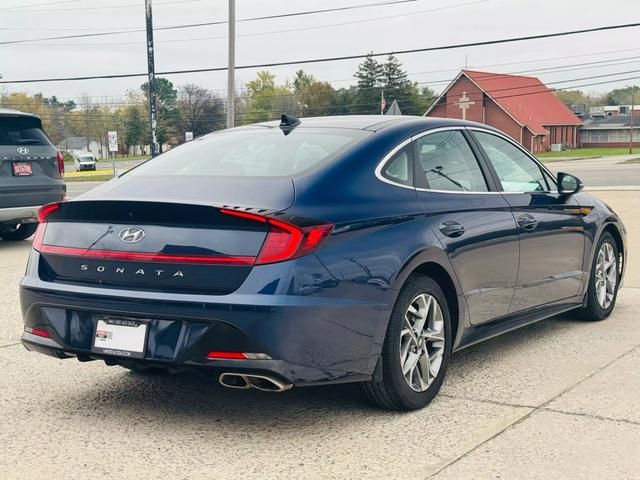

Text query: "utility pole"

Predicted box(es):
[145, 0, 160, 157]
[226, 0, 235, 129]
[630, 86, 635, 155]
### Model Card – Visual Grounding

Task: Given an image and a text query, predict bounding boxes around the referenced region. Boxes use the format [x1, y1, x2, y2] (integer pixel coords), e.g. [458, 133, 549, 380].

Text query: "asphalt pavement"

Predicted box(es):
[1, 185, 639, 478]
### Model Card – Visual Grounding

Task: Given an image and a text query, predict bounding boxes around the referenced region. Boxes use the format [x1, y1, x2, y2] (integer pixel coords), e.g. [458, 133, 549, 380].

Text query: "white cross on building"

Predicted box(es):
[457, 91, 475, 120]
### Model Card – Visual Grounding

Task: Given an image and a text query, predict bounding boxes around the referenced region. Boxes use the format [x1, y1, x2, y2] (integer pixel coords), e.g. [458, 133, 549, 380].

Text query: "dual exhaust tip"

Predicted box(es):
[219, 372, 292, 393]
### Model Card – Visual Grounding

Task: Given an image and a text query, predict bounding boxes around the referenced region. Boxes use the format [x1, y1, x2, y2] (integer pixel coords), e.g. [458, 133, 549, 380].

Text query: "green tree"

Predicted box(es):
[141, 77, 178, 151]
[243, 71, 296, 124]
[605, 85, 640, 106]
[124, 106, 145, 151]
[331, 86, 359, 115]
[354, 53, 384, 114]
[292, 70, 336, 117]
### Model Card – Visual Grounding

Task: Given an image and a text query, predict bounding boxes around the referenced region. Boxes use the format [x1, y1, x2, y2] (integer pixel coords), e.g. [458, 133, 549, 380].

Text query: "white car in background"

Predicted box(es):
[73, 152, 97, 171]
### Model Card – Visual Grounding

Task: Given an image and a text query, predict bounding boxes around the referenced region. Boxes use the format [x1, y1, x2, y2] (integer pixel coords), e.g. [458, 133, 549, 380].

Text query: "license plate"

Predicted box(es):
[12, 162, 32, 176]
[92, 316, 148, 358]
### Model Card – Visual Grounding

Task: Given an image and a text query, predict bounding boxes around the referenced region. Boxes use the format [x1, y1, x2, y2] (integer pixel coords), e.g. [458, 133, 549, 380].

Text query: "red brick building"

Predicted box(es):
[424, 70, 582, 153]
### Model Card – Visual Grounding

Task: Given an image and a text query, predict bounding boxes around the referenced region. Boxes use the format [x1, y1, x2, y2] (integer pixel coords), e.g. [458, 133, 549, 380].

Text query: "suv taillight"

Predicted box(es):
[221, 209, 333, 265]
[56, 151, 64, 176]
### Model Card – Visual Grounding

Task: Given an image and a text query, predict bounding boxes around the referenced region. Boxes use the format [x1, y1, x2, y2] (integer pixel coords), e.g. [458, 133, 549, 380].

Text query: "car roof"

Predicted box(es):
[239, 115, 492, 132]
[0, 107, 41, 120]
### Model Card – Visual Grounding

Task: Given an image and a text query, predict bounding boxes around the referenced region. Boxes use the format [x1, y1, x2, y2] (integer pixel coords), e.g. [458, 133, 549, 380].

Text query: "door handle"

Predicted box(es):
[517, 214, 538, 231]
[439, 221, 465, 237]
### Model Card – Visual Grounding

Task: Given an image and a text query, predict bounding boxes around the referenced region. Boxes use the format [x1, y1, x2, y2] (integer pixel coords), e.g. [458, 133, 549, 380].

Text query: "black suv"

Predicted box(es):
[0, 108, 65, 241]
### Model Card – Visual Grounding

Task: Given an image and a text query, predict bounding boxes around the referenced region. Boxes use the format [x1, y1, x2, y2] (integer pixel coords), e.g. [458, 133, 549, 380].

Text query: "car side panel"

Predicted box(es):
[420, 192, 520, 325]
[503, 193, 586, 313]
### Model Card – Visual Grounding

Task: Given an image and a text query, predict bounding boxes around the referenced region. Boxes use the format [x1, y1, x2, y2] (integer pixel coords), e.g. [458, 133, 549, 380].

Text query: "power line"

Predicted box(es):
[7, 57, 640, 110]
[6, 0, 485, 42]
[3, 21, 640, 85]
[22, 46, 640, 101]
[0, 0, 202, 17]
[0, 0, 420, 40]
[0, 0, 80, 11]
[19, 70, 640, 120]
[0, 0, 203, 12]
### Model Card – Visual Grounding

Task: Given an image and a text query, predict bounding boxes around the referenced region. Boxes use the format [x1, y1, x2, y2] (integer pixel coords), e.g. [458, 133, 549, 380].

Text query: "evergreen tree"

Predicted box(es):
[354, 53, 384, 114]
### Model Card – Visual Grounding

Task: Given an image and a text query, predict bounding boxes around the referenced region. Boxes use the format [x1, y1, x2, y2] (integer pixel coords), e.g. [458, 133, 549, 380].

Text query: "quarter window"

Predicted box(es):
[473, 131, 549, 193]
[416, 130, 488, 192]
[381, 147, 412, 185]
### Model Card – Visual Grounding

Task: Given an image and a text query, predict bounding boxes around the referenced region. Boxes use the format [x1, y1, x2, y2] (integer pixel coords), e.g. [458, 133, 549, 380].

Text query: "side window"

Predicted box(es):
[416, 130, 488, 192]
[473, 131, 549, 193]
[381, 147, 412, 186]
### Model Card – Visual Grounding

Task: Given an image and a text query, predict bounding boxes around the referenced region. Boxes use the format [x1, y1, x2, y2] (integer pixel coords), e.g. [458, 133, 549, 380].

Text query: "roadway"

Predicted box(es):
[1, 185, 639, 478]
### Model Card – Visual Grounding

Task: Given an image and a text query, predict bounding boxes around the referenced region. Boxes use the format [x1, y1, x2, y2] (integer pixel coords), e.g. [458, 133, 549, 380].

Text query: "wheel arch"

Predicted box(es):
[392, 249, 466, 350]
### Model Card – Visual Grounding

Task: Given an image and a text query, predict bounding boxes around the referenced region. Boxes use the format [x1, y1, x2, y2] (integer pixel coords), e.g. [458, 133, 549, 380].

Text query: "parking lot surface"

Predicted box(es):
[1, 190, 639, 479]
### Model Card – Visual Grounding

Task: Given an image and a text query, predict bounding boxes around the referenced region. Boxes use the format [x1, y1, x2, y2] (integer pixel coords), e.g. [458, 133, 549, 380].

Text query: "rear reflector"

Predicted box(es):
[206, 351, 272, 360]
[25, 326, 50, 338]
[221, 209, 332, 265]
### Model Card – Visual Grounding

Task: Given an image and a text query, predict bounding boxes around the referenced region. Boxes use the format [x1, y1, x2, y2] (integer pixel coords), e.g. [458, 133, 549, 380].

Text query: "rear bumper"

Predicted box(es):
[0, 205, 41, 224]
[20, 252, 393, 386]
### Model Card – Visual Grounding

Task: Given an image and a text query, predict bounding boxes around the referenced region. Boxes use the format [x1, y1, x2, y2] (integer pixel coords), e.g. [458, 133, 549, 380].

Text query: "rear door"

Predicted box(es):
[469, 128, 586, 313]
[0, 113, 64, 209]
[412, 128, 520, 325]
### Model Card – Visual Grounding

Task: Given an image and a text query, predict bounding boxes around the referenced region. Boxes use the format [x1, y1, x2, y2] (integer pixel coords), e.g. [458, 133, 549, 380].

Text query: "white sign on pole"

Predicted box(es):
[108, 131, 118, 152]
[185, 131, 194, 142]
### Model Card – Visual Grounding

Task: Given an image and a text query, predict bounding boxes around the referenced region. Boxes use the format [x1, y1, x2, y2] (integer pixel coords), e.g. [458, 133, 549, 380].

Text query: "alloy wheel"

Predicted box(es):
[595, 242, 617, 310]
[399, 293, 446, 392]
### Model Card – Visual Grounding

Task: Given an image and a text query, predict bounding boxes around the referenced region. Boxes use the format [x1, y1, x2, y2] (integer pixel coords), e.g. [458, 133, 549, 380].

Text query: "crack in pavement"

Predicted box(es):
[0, 342, 21, 349]
[427, 342, 640, 479]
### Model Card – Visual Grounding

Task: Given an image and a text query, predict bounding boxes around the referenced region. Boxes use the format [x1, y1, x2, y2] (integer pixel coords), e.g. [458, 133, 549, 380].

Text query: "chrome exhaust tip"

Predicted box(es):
[218, 372, 292, 392]
[219, 372, 251, 389]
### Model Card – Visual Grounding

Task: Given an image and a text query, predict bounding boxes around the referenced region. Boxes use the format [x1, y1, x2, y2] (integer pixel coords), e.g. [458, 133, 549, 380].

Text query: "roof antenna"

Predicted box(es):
[279, 113, 301, 136]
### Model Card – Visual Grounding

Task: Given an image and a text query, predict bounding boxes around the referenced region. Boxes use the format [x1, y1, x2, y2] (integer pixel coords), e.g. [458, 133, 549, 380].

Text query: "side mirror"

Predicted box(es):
[557, 172, 583, 195]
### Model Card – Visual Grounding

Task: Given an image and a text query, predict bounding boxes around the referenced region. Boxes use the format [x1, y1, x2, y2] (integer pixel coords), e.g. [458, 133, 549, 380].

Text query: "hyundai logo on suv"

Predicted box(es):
[16, 147, 30, 155]
[119, 227, 146, 243]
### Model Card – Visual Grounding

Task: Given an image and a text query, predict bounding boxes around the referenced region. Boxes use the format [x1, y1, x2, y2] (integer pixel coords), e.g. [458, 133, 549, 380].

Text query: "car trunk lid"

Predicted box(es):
[36, 200, 271, 295]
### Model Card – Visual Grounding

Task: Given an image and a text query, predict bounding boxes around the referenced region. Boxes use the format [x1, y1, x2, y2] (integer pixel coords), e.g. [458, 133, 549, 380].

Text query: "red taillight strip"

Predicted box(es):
[38, 244, 255, 266]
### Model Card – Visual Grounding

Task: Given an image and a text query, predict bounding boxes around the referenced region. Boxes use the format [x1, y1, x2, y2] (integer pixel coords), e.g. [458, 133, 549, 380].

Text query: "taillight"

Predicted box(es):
[33, 202, 62, 250]
[56, 150, 64, 176]
[221, 209, 333, 265]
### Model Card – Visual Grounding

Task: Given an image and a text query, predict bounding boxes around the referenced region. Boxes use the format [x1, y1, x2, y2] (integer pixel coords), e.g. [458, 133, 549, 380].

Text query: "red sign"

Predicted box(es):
[12, 162, 33, 176]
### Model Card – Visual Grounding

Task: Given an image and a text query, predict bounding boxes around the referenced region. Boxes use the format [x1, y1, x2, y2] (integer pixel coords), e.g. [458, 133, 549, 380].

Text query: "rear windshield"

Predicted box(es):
[0, 116, 51, 146]
[79, 155, 95, 161]
[127, 127, 369, 177]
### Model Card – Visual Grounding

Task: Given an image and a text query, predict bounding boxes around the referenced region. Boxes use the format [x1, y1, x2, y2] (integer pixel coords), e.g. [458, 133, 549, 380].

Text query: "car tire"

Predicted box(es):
[577, 231, 620, 321]
[0, 223, 38, 241]
[362, 274, 452, 411]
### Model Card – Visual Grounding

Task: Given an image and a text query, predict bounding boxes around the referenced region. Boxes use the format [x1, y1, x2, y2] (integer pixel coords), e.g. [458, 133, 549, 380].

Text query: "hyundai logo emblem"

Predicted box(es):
[119, 227, 146, 244]
[16, 147, 30, 155]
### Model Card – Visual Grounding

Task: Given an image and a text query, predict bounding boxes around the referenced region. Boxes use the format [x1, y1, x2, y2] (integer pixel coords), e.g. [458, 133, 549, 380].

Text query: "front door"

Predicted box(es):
[470, 129, 586, 313]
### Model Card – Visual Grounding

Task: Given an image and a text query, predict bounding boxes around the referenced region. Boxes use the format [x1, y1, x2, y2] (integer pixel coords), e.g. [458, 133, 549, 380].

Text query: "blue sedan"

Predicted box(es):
[20, 115, 626, 410]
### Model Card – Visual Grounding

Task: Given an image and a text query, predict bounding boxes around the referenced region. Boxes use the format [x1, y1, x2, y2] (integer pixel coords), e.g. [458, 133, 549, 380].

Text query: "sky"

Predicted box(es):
[0, 0, 639, 103]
